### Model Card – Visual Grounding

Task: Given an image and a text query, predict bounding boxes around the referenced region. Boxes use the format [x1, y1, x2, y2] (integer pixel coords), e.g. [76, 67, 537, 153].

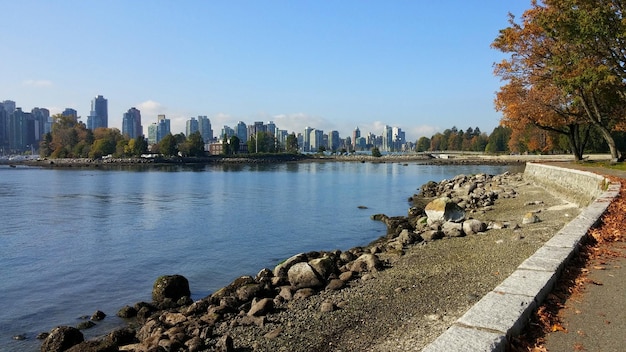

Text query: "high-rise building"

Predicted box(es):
[303, 126, 313, 152]
[61, 108, 78, 119]
[31, 107, 49, 143]
[122, 107, 142, 139]
[382, 125, 393, 152]
[310, 129, 323, 152]
[329, 130, 340, 151]
[0, 102, 8, 152]
[352, 127, 360, 150]
[266, 121, 276, 136]
[186, 117, 199, 137]
[147, 123, 158, 145]
[157, 114, 170, 142]
[236, 121, 247, 142]
[197, 116, 213, 142]
[87, 95, 108, 130]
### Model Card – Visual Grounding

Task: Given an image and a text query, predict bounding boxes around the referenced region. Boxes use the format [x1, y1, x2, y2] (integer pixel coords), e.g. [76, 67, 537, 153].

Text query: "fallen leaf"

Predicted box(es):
[551, 323, 566, 332]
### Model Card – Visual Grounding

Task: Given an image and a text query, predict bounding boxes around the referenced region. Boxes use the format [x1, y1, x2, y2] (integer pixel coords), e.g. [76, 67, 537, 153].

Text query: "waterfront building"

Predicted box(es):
[197, 116, 213, 143]
[382, 125, 393, 152]
[186, 117, 199, 137]
[147, 123, 158, 145]
[157, 115, 170, 142]
[236, 121, 247, 142]
[310, 129, 324, 152]
[221, 125, 235, 139]
[266, 121, 276, 136]
[303, 126, 313, 152]
[329, 130, 340, 152]
[0, 103, 6, 152]
[276, 129, 288, 149]
[122, 107, 142, 139]
[87, 95, 108, 130]
[352, 127, 360, 150]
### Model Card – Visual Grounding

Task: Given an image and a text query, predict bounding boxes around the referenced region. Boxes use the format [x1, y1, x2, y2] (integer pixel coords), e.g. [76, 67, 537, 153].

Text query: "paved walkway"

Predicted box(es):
[541, 163, 626, 352]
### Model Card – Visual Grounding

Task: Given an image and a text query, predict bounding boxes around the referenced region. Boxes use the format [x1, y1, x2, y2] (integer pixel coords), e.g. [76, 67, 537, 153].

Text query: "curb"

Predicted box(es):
[421, 169, 621, 352]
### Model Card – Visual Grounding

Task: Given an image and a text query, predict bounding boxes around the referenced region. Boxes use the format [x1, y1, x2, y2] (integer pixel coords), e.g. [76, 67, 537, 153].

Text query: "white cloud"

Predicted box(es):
[22, 79, 53, 87]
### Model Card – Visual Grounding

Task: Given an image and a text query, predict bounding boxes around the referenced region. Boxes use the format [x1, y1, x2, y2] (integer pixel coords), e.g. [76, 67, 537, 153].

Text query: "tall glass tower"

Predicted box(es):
[88, 95, 108, 130]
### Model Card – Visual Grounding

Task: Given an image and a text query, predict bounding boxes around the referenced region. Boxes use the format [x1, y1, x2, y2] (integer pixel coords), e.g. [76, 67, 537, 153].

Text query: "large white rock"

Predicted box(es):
[287, 262, 324, 289]
[425, 197, 466, 223]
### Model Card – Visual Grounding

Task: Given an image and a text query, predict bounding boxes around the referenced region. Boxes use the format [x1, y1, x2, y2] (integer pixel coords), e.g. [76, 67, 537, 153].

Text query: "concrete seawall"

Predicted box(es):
[524, 162, 608, 206]
[422, 162, 620, 352]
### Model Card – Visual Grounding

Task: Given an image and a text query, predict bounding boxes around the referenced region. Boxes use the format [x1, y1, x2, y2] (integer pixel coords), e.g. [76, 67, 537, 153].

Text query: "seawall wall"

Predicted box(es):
[523, 162, 608, 207]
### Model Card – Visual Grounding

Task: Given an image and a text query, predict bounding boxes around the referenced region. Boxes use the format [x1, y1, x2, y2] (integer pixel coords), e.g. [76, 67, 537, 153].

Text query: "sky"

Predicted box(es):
[0, 1, 530, 142]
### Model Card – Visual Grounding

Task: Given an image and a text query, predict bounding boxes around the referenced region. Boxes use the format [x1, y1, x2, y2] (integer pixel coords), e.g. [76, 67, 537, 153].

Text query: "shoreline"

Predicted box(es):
[4, 152, 599, 169]
[32, 167, 582, 351]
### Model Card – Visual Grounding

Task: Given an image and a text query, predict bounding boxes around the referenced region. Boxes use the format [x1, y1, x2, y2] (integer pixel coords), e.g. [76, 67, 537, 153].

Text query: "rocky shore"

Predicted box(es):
[33, 169, 580, 352]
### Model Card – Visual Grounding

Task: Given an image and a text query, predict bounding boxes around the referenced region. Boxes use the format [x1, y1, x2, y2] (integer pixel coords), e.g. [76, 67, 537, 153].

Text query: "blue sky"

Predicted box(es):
[0, 1, 529, 141]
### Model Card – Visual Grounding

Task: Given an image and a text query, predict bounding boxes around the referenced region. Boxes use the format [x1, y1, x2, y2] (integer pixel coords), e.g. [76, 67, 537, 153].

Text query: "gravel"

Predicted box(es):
[207, 174, 580, 352]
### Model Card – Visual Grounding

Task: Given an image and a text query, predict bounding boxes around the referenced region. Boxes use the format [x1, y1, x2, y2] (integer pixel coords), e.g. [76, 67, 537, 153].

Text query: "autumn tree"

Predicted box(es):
[493, 0, 626, 160]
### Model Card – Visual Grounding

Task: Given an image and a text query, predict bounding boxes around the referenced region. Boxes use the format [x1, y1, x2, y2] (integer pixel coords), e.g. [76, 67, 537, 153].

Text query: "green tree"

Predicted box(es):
[416, 136, 431, 152]
[159, 133, 178, 156]
[371, 147, 382, 157]
[285, 133, 299, 153]
[183, 131, 205, 157]
[229, 135, 240, 154]
[485, 126, 512, 154]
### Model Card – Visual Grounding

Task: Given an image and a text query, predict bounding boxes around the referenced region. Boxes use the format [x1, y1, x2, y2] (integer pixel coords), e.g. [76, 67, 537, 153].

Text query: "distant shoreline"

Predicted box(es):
[3, 152, 605, 168]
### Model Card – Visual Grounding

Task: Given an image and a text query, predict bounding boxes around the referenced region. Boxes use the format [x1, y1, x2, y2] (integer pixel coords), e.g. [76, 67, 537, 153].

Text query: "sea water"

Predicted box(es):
[0, 161, 520, 351]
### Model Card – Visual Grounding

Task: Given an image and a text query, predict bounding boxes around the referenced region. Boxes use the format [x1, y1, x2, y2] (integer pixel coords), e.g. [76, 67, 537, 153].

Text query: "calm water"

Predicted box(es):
[0, 161, 520, 351]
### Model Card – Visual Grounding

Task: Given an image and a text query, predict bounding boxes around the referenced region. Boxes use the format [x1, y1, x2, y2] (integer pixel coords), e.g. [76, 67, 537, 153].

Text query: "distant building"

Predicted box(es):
[122, 107, 142, 139]
[61, 108, 78, 119]
[352, 127, 360, 150]
[382, 125, 393, 152]
[303, 126, 313, 152]
[157, 114, 170, 142]
[186, 117, 199, 137]
[197, 116, 213, 143]
[329, 131, 340, 151]
[236, 121, 247, 142]
[147, 123, 158, 145]
[310, 129, 323, 152]
[87, 95, 108, 130]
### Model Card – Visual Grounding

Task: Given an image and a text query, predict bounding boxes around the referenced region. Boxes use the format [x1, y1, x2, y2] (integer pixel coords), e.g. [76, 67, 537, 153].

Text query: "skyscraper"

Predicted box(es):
[186, 117, 199, 137]
[87, 95, 108, 130]
[157, 114, 170, 142]
[352, 127, 360, 150]
[122, 107, 142, 139]
[236, 121, 247, 142]
[197, 116, 213, 142]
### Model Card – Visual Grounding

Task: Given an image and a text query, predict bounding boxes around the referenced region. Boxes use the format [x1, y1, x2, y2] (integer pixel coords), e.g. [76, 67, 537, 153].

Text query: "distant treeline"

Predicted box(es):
[416, 125, 626, 155]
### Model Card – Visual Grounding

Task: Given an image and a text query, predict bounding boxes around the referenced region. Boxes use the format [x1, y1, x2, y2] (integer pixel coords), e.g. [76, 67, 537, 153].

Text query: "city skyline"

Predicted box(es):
[0, 1, 530, 142]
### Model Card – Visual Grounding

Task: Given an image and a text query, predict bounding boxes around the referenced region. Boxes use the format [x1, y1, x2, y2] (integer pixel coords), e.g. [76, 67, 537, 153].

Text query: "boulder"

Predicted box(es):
[287, 262, 324, 289]
[442, 221, 464, 237]
[308, 256, 336, 280]
[420, 230, 443, 241]
[522, 212, 540, 224]
[273, 253, 307, 278]
[152, 274, 191, 303]
[425, 197, 465, 223]
[40, 326, 84, 352]
[248, 297, 274, 316]
[65, 340, 117, 352]
[462, 219, 487, 235]
[349, 253, 382, 273]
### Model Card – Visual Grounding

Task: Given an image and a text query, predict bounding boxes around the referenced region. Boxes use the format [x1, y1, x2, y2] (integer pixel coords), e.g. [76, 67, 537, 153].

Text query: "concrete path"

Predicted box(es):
[422, 162, 625, 352]
[541, 163, 626, 352]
